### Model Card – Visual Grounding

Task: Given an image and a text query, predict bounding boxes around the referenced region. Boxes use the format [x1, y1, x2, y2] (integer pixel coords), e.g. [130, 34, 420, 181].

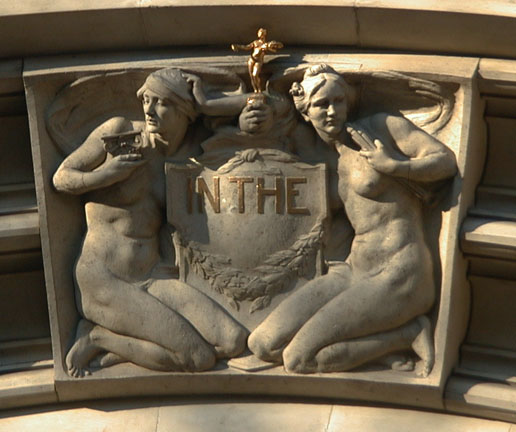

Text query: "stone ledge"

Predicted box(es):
[0, 211, 40, 254]
[0, 396, 513, 431]
[446, 376, 516, 425]
[0, 338, 52, 374]
[0, 368, 56, 411]
[1, 1, 515, 18]
[3, 370, 516, 426]
[462, 217, 516, 261]
[1, 3, 516, 59]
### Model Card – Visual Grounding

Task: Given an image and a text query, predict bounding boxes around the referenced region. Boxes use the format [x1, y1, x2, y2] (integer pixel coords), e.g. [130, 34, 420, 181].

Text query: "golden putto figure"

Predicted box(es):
[231, 28, 284, 93]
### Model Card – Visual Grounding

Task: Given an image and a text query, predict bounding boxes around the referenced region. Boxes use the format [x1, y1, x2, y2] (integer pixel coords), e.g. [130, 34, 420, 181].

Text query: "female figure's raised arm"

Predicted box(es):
[355, 114, 457, 183]
[53, 117, 145, 195]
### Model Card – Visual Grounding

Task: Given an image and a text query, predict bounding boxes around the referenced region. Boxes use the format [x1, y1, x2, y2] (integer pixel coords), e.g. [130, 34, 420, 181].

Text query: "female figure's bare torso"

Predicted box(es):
[337, 132, 433, 290]
[78, 138, 165, 283]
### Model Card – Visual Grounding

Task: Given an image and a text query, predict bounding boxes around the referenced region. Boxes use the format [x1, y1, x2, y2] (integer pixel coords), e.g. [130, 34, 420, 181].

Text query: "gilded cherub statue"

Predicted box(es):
[231, 28, 283, 93]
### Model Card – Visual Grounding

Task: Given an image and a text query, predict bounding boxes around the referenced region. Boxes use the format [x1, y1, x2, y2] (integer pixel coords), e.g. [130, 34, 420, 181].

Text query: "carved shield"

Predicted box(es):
[166, 148, 328, 328]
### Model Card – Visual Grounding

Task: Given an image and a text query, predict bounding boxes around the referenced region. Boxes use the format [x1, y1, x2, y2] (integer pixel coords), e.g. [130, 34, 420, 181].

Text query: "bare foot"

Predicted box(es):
[90, 352, 127, 369]
[381, 354, 415, 372]
[411, 315, 434, 377]
[65, 319, 102, 378]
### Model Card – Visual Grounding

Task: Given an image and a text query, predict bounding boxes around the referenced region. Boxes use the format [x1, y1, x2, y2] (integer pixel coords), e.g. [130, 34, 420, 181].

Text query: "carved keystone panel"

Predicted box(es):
[24, 52, 482, 407]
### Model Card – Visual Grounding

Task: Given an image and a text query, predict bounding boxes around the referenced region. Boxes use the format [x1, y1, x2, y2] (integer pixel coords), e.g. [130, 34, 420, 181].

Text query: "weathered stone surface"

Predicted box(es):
[19, 49, 478, 412]
[2, 3, 516, 59]
[1, 4, 516, 426]
[0, 399, 513, 431]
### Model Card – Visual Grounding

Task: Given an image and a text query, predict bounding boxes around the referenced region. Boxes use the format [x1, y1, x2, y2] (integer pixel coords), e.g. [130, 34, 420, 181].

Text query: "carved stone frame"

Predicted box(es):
[24, 51, 483, 408]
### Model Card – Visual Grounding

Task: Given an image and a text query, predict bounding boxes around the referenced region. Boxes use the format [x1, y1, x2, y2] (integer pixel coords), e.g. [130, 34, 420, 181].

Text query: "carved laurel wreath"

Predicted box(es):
[179, 220, 323, 313]
[177, 148, 325, 313]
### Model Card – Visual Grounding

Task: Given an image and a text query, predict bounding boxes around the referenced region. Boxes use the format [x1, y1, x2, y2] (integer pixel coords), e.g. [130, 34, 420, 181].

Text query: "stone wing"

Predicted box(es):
[46, 66, 246, 155]
[45, 71, 147, 155]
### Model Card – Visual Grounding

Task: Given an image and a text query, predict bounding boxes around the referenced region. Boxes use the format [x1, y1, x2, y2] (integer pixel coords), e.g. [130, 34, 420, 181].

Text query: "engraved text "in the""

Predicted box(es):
[186, 176, 310, 215]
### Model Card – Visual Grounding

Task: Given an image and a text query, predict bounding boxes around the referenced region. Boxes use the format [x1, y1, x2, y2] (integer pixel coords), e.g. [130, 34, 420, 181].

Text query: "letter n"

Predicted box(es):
[197, 177, 220, 213]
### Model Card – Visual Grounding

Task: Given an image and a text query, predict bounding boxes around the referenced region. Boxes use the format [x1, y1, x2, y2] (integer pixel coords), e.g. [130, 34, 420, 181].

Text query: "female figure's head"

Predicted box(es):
[137, 68, 196, 145]
[290, 64, 355, 142]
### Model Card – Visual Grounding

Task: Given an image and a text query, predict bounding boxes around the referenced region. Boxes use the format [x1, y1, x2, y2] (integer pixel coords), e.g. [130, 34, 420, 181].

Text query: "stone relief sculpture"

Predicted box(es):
[248, 65, 457, 376]
[167, 88, 325, 328]
[52, 68, 248, 377]
[47, 35, 458, 379]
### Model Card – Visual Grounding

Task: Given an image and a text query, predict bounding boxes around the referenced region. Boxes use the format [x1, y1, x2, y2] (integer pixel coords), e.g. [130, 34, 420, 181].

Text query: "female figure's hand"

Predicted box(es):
[358, 138, 400, 175]
[186, 74, 206, 107]
[102, 153, 147, 183]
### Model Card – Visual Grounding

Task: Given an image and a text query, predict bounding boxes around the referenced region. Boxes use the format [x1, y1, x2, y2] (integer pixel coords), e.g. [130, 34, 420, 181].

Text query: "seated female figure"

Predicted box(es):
[54, 68, 247, 377]
[249, 64, 457, 376]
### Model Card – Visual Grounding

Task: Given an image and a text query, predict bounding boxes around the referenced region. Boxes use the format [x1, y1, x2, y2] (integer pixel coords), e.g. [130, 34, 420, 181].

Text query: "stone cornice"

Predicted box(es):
[0, 2, 515, 59]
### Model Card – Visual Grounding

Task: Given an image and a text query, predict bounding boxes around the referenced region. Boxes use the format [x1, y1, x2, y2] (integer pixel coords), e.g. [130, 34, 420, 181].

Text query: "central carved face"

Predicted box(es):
[142, 89, 187, 137]
[306, 78, 348, 140]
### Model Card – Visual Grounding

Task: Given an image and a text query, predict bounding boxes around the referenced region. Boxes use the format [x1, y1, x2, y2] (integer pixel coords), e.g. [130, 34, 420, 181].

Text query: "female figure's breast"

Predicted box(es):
[337, 149, 387, 201]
